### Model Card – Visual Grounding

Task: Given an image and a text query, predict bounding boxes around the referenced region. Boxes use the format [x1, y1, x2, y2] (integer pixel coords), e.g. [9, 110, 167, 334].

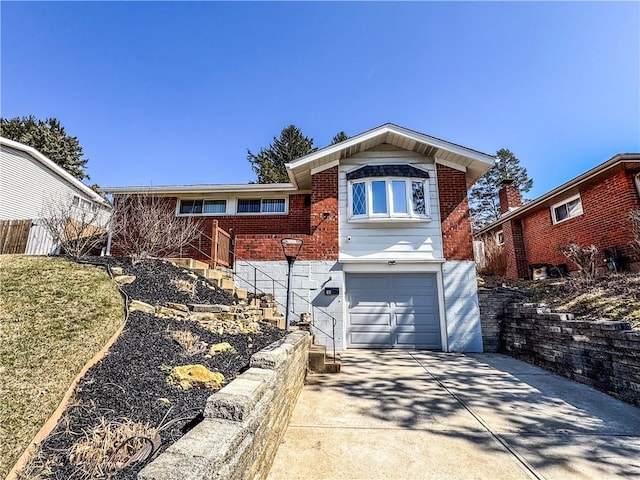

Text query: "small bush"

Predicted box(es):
[560, 243, 598, 279]
[478, 235, 506, 276]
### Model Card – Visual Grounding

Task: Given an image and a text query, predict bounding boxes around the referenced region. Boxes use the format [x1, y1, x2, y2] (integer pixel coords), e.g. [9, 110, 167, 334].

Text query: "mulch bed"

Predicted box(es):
[25, 257, 285, 479]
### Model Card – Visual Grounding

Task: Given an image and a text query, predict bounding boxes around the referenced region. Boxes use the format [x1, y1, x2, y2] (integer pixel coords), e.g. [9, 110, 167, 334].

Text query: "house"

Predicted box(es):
[0, 137, 112, 255]
[474, 153, 640, 279]
[104, 124, 495, 352]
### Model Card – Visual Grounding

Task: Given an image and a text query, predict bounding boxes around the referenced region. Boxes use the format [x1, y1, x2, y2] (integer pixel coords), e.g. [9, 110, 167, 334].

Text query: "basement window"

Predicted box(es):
[551, 194, 583, 224]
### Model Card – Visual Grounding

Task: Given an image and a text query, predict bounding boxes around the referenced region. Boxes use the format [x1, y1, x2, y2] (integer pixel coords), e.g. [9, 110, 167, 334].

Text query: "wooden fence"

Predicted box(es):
[211, 220, 232, 268]
[0, 219, 32, 254]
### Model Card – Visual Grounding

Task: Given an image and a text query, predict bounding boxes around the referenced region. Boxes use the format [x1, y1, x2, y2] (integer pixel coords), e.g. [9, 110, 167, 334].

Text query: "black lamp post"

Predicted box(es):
[281, 238, 303, 331]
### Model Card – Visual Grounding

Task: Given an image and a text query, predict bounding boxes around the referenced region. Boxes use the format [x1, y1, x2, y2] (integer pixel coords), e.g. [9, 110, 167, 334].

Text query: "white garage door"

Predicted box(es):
[346, 273, 441, 349]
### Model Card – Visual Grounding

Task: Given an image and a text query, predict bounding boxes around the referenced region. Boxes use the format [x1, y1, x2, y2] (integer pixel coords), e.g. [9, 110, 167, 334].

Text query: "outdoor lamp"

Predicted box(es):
[281, 238, 303, 331]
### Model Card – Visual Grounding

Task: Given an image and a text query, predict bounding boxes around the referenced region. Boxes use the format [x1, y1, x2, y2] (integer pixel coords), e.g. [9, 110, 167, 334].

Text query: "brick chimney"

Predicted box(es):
[498, 179, 522, 214]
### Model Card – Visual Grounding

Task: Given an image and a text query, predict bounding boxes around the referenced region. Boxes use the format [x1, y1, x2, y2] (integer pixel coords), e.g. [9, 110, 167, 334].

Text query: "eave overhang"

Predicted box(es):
[285, 123, 495, 189]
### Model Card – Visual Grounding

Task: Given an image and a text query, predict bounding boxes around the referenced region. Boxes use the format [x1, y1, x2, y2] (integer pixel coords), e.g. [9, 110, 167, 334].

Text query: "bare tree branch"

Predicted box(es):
[111, 194, 202, 264]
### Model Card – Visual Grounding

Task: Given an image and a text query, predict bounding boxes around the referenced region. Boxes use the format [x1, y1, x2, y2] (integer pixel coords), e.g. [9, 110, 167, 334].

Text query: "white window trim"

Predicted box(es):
[347, 177, 430, 222]
[176, 196, 288, 216]
[550, 194, 583, 225]
[496, 230, 504, 245]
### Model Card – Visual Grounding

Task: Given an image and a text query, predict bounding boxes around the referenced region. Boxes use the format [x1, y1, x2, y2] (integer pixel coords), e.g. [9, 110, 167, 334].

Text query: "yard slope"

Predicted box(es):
[0, 256, 124, 478]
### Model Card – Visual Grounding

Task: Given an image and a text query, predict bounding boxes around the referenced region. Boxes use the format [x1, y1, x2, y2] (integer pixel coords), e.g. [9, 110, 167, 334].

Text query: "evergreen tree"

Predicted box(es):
[247, 125, 316, 183]
[331, 131, 349, 144]
[0, 116, 89, 180]
[469, 148, 533, 230]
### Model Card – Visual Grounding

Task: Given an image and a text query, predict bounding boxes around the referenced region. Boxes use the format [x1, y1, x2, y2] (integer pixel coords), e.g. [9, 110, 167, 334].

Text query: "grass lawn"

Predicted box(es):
[0, 255, 124, 478]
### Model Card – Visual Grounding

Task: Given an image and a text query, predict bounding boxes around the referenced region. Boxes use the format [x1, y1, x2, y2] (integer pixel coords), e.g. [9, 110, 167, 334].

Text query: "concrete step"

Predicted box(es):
[308, 344, 341, 374]
[235, 288, 248, 299]
[219, 278, 235, 292]
[207, 269, 224, 281]
[264, 316, 286, 330]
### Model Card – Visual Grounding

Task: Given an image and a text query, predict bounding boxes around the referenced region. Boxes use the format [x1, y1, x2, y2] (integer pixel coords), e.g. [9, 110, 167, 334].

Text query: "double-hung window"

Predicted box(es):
[551, 195, 583, 224]
[348, 177, 430, 220]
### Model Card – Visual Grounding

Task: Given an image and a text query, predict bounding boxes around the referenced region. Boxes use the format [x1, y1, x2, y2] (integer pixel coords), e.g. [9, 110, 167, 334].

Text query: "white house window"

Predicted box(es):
[551, 195, 583, 224]
[237, 198, 285, 214]
[348, 177, 430, 220]
[72, 195, 95, 212]
[179, 199, 227, 215]
[496, 230, 504, 245]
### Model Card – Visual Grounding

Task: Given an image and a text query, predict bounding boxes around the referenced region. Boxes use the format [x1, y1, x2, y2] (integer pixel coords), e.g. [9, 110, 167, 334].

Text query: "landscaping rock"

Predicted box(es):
[130, 300, 155, 314]
[114, 274, 136, 285]
[111, 267, 124, 275]
[168, 364, 225, 390]
[209, 342, 237, 355]
[165, 302, 189, 312]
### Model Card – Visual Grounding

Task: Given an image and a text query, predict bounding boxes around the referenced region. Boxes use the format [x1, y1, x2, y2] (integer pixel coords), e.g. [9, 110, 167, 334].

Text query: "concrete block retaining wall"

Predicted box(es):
[502, 303, 640, 407]
[477, 287, 532, 352]
[138, 330, 311, 480]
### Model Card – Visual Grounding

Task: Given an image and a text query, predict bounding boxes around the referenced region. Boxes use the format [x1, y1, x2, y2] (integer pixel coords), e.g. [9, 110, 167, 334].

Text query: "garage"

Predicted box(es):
[345, 273, 442, 349]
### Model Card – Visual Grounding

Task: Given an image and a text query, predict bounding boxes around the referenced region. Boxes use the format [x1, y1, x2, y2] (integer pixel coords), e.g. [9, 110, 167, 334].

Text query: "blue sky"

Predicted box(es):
[2, 1, 639, 198]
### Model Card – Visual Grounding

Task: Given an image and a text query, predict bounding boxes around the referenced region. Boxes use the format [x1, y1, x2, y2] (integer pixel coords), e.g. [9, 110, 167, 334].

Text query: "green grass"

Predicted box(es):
[0, 256, 124, 478]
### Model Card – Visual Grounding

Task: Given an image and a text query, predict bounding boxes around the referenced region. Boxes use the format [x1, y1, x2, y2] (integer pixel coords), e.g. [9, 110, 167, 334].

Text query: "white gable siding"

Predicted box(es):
[0, 145, 97, 220]
[338, 144, 444, 263]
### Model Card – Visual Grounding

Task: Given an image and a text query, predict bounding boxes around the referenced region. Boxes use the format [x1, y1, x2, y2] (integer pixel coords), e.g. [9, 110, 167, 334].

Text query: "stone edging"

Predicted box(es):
[139, 330, 311, 480]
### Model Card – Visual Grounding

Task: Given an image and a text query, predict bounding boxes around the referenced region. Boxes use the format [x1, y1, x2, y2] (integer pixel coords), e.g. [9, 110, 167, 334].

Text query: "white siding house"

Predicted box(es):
[0, 137, 111, 254]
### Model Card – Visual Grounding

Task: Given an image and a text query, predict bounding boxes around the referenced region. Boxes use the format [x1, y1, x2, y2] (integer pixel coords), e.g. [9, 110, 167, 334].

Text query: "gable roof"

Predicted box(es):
[474, 152, 640, 237]
[0, 137, 111, 208]
[286, 123, 495, 189]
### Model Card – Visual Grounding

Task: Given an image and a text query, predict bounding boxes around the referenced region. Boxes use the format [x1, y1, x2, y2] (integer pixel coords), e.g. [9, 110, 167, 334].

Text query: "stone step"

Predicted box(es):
[308, 344, 341, 374]
[219, 278, 235, 291]
[207, 269, 224, 281]
[235, 288, 248, 299]
[264, 316, 286, 330]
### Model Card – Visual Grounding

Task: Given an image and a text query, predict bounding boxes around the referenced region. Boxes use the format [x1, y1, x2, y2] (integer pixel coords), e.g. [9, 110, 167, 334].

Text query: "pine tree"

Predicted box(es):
[331, 131, 349, 145]
[247, 125, 316, 183]
[469, 148, 533, 230]
[0, 116, 89, 180]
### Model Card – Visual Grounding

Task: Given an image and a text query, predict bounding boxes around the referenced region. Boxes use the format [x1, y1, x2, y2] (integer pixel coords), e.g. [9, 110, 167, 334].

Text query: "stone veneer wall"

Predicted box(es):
[477, 286, 532, 352]
[138, 330, 312, 480]
[502, 303, 640, 407]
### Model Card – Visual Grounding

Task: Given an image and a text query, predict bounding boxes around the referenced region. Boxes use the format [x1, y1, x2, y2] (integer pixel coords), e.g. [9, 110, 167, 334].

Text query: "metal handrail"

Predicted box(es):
[180, 230, 338, 363]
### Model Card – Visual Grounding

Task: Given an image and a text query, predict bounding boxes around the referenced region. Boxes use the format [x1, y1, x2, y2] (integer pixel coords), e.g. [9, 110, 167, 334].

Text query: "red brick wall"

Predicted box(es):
[498, 182, 523, 214]
[437, 164, 474, 261]
[522, 169, 640, 271]
[234, 167, 339, 262]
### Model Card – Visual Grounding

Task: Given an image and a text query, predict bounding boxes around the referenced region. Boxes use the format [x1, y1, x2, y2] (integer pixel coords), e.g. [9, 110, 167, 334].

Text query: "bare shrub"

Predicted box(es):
[628, 208, 640, 257]
[68, 418, 159, 477]
[169, 330, 207, 355]
[111, 194, 201, 264]
[171, 278, 196, 296]
[478, 235, 506, 276]
[560, 243, 598, 279]
[40, 195, 111, 258]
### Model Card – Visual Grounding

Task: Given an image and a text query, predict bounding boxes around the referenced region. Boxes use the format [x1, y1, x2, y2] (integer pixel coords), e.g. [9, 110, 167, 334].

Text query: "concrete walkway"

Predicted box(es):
[267, 350, 640, 480]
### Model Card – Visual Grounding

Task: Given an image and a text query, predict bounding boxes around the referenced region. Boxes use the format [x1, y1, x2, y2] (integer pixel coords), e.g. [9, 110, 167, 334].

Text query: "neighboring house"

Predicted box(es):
[474, 153, 640, 279]
[0, 137, 112, 255]
[104, 124, 495, 352]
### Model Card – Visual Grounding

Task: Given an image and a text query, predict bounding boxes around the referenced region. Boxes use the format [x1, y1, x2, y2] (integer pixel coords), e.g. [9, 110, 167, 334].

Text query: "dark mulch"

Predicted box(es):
[26, 257, 285, 479]
[87, 256, 237, 306]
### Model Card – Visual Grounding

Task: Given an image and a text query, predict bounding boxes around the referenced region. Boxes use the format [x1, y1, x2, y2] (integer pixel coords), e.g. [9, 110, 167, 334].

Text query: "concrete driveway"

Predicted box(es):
[267, 350, 640, 480]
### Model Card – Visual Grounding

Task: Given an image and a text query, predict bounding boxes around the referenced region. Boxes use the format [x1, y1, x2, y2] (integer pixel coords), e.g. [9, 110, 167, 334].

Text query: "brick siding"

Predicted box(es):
[234, 167, 339, 262]
[437, 164, 474, 261]
[482, 168, 640, 278]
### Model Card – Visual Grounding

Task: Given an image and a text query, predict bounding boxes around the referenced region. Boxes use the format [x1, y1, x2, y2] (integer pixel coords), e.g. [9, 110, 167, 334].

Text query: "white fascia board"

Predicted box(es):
[0, 137, 111, 209]
[101, 182, 299, 195]
[434, 157, 467, 173]
[286, 123, 495, 173]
